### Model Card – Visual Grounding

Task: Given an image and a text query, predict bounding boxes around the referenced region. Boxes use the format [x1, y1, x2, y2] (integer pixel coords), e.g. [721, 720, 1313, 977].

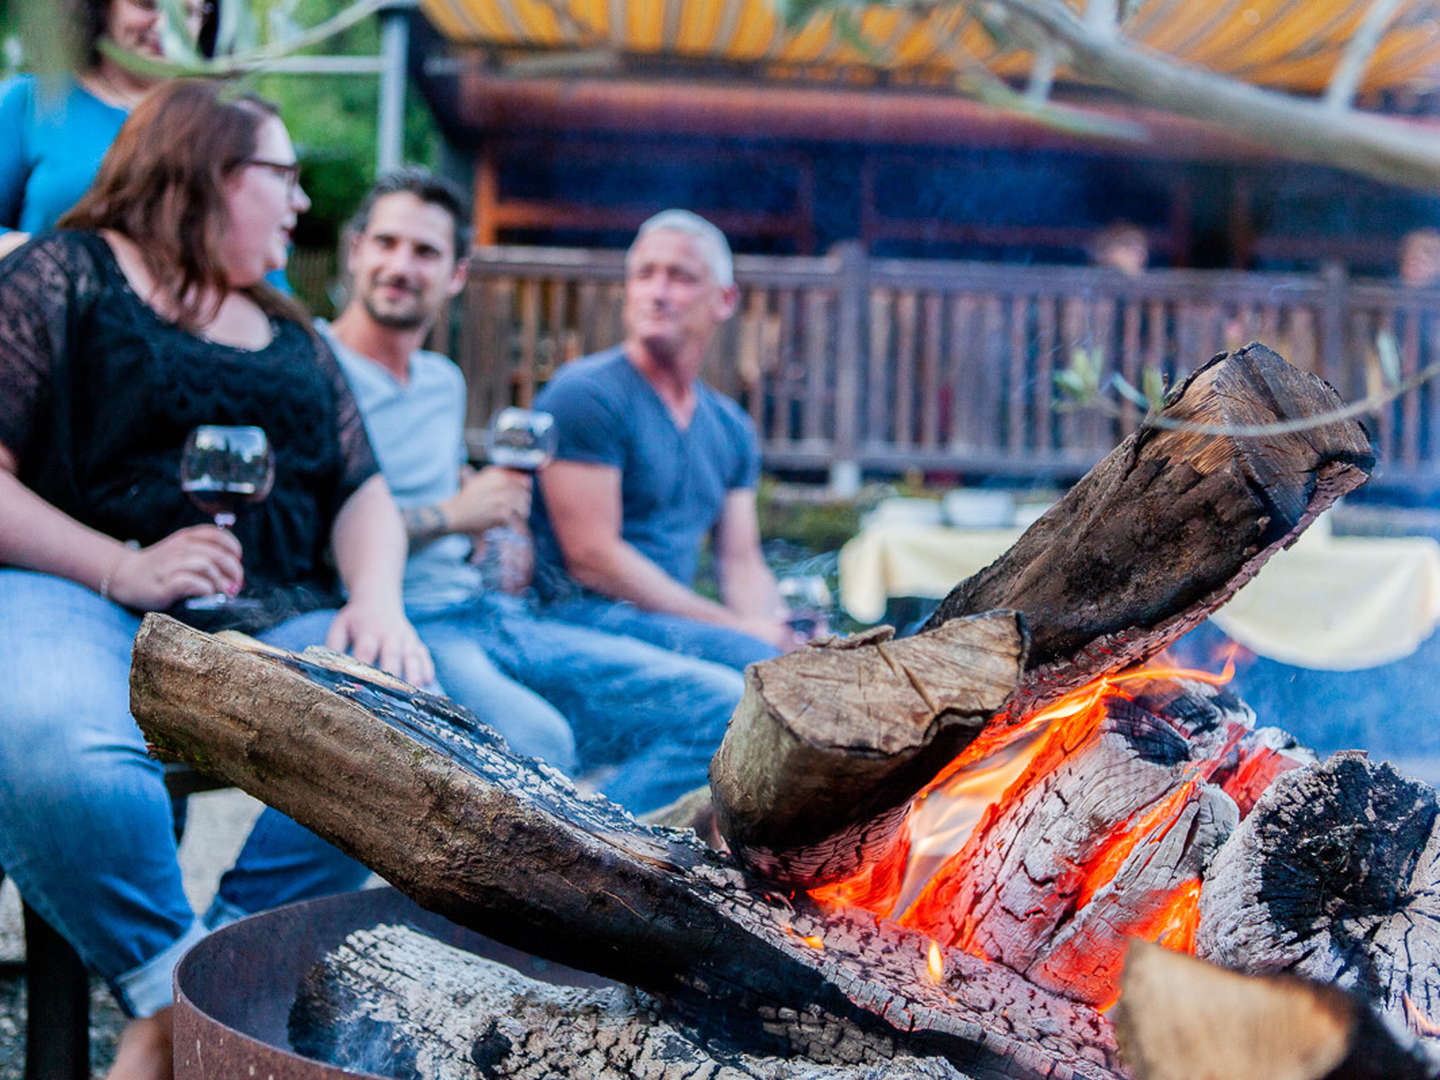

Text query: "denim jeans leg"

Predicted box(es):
[208, 607, 378, 925]
[0, 570, 201, 1017]
[411, 601, 579, 771]
[544, 596, 780, 673]
[475, 595, 745, 814]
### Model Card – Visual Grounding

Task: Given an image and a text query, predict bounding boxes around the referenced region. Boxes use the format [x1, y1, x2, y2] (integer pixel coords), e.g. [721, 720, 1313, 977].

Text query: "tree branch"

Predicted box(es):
[1323, 0, 1408, 112]
[975, 0, 1440, 190]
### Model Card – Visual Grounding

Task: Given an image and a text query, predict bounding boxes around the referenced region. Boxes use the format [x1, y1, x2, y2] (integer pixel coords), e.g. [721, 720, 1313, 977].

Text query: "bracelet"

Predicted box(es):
[99, 540, 140, 602]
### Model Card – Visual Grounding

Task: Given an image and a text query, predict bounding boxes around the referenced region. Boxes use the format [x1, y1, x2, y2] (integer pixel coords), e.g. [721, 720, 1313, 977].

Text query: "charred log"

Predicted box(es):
[709, 615, 1026, 887]
[713, 344, 1370, 890]
[130, 616, 1122, 1080]
[1198, 752, 1440, 1036]
[901, 677, 1309, 1007]
[1113, 940, 1439, 1080]
[922, 343, 1373, 723]
[290, 923, 972, 1080]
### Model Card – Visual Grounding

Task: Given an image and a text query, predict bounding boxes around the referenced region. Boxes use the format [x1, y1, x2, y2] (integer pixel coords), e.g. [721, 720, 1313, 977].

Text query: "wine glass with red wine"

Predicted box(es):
[179, 425, 274, 610]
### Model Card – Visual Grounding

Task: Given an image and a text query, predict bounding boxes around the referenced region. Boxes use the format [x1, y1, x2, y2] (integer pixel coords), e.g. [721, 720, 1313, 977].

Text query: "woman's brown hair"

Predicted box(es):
[60, 78, 308, 330]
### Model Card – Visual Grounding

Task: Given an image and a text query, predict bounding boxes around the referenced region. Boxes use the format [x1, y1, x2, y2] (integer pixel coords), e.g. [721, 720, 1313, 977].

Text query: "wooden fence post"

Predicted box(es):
[830, 241, 866, 496]
[1320, 259, 1349, 392]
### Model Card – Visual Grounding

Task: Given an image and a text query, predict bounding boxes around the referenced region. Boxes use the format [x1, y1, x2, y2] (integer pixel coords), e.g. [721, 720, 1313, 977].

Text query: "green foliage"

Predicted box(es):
[756, 477, 866, 554]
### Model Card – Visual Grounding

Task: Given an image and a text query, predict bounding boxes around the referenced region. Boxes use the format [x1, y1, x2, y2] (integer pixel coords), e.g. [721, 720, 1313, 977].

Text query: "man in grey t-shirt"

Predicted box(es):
[531, 210, 794, 672]
[325, 171, 744, 815]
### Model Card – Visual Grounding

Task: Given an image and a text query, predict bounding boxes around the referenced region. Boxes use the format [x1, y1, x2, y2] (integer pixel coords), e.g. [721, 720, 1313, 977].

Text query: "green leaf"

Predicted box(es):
[1141, 367, 1167, 410]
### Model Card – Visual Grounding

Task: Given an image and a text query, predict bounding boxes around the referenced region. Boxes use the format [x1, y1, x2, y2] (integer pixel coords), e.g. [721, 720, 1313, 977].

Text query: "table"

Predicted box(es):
[838, 518, 1440, 671]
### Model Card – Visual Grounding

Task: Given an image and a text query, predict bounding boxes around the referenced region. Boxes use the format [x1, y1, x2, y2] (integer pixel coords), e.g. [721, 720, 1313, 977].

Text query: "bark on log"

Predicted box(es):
[709, 615, 1026, 887]
[922, 343, 1372, 723]
[130, 616, 1122, 1080]
[290, 923, 974, 1080]
[1113, 940, 1439, 1080]
[712, 343, 1370, 890]
[901, 677, 1310, 1008]
[1198, 752, 1440, 1037]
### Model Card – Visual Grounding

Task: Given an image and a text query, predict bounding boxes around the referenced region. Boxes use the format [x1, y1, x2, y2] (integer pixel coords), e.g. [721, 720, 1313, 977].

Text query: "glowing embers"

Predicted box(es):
[809, 659, 1306, 1008]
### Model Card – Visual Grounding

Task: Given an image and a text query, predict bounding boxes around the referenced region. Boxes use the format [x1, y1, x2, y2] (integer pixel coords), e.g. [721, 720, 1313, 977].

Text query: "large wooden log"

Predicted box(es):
[711, 343, 1372, 889]
[130, 615, 1122, 1080]
[1198, 752, 1440, 1037]
[290, 923, 973, 1080]
[923, 342, 1372, 721]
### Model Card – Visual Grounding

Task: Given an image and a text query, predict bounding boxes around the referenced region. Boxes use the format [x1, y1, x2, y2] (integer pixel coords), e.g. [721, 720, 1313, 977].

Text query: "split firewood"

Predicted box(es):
[711, 344, 1371, 889]
[1112, 940, 1439, 1080]
[290, 923, 973, 1080]
[710, 614, 1025, 886]
[1198, 752, 1440, 1037]
[130, 615, 1122, 1080]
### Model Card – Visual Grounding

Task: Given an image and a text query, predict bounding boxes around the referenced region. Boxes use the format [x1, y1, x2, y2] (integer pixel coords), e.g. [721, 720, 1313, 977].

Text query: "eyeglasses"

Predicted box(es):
[244, 159, 302, 195]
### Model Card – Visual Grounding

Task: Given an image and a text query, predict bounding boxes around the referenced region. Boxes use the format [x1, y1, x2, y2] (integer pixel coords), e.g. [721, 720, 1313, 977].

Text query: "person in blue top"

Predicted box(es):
[530, 210, 796, 672]
[0, 0, 216, 259]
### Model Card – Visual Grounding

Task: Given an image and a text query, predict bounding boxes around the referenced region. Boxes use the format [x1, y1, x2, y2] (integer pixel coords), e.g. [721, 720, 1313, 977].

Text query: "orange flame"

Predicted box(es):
[809, 655, 1239, 997]
[785, 925, 825, 950]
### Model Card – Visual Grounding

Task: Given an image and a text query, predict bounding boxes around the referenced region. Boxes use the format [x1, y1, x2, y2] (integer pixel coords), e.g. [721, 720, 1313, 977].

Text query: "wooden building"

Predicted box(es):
[409, 0, 1440, 272]
[400, 1, 1440, 492]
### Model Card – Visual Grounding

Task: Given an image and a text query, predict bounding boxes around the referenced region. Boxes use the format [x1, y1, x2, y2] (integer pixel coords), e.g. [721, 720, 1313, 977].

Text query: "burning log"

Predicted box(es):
[1112, 940, 1438, 1080]
[899, 676, 1309, 1007]
[131, 615, 1122, 1080]
[290, 923, 971, 1080]
[711, 343, 1371, 890]
[1198, 752, 1440, 1037]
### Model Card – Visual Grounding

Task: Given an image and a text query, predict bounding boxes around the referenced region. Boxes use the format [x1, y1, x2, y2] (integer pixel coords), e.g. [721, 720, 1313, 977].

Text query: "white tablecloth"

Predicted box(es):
[838, 521, 1440, 671]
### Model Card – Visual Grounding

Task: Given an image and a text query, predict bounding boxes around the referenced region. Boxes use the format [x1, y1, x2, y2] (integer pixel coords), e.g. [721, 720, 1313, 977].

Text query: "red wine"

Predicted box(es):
[182, 481, 266, 519]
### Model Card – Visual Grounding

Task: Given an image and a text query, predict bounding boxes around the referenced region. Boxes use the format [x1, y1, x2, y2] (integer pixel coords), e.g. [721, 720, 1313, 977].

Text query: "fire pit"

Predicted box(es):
[172, 887, 608, 1080]
[136, 347, 1440, 1078]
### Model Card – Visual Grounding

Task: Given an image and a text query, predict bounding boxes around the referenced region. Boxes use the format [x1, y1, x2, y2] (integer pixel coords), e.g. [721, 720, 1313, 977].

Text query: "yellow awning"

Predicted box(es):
[418, 0, 1440, 95]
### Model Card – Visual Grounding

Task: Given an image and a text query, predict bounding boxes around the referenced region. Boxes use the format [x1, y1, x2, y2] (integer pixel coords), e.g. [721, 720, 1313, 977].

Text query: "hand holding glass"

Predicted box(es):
[179, 425, 274, 609]
[478, 408, 557, 592]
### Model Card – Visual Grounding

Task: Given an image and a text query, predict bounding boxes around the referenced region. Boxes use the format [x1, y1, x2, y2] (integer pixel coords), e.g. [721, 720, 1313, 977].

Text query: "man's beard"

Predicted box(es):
[362, 289, 428, 330]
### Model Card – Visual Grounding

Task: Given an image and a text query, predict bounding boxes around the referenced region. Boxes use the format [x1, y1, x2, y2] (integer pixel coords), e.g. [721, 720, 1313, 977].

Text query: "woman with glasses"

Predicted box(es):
[0, 80, 430, 1079]
[0, 0, 216, 259]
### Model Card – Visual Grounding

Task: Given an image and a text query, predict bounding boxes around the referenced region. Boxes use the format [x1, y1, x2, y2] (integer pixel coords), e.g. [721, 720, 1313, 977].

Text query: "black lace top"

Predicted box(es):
[0, 231, 379, 632]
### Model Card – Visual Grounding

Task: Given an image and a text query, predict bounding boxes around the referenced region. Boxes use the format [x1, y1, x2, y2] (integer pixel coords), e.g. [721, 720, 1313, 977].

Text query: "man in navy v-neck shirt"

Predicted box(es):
[531, 210, 793, 672]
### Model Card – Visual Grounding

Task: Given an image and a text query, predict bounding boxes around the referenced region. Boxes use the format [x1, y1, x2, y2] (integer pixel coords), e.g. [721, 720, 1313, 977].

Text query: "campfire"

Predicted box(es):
[132, 345, 1440, 1079]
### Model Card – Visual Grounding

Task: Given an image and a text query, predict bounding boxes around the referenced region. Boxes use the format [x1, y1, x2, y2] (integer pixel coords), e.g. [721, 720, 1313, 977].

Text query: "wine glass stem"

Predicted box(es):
[214, 513, 236, 529]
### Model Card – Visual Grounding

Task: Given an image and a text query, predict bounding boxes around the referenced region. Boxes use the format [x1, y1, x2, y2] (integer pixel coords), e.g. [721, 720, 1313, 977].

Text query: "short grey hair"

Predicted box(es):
[631, 209, 734, 287]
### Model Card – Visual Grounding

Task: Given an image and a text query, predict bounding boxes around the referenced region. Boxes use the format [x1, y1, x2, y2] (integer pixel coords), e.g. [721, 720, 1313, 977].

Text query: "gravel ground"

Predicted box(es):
[0, 788, 264, 1079]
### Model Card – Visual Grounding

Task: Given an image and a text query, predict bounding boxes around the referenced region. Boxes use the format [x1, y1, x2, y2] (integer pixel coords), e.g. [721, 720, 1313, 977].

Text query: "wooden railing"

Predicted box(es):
[435, 244, 1440, 491]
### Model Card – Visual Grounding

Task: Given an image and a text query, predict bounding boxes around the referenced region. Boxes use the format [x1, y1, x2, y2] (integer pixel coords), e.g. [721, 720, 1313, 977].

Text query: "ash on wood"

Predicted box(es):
[291, 922, 973, 1080]
[1113, 940, 1438, 1080]
[130, 616, 1121, 1080]
[711, 344, 1370, 890]
[1199, 752, 1440, 1037]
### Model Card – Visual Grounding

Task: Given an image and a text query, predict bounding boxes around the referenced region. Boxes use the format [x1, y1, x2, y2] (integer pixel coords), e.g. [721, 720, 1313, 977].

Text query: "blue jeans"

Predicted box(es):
[541, 595, 780, 673]
[0, 570, 372, 1018]
[410, 592, 745, 813]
